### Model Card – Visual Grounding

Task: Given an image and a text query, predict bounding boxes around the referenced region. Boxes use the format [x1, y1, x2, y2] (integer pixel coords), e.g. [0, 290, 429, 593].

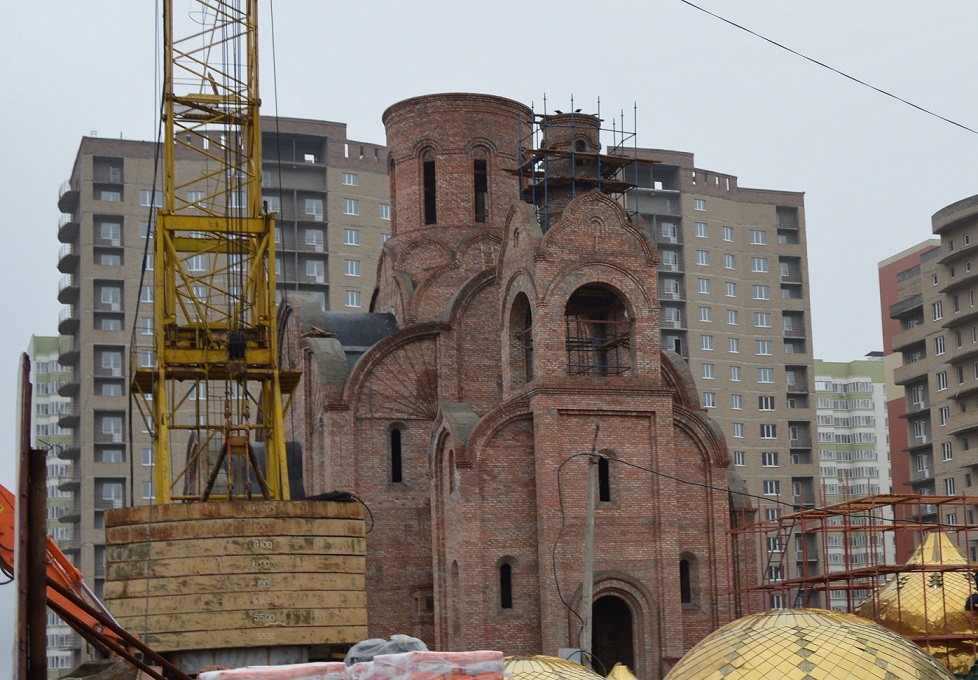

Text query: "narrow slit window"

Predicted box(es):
[474, 158, 488, 223]
[500, 563, 513, 609]
[680, 559, 692, 604]
[391, 429, 403, 483]
[598, 456, 611, 502]
[423, 151, 437, 225]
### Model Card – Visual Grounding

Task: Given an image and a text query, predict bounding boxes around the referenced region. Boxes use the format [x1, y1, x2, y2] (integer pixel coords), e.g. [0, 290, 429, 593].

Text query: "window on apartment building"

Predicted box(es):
[695, 222, 708, 237]
[727, 310, 738, 325]
[380, 204, 391, 221]
[732, 423, 744, 438]
[187, 254, 207, 272]
[697, 278, 711, 294]
[933, 301, 943, 320]
[730, 366, 741, 381]
[341, 172, 358, 186]
[345, 290, 361, 308]
[140, 285, 153, 303]
[305, 198, 324, 221]
[139, 190, 162, 207]
[756, 340, 773, 355]
[750, 257, 769, 273]
[703, 392, 716, 408]
[758, 368, 774, 383]
[306, 260, 325, 283]
[699, 306, 712, 322]
[343, 198, 359, 216]
[935, 336, 946, 355]
[749, 229, 767, 245]
[264, 195, 281, 213]
[943, 442, 953, 461]
[760, 424, 777, 439]
[764, 480, 780, 496]
[940, 406, 950, 426]
[722, 226, 733, 242]
[754, 312, 772, 328]
[731, 394, 743, 410]
[700, 334, 713, 350]
[733, 451, 745, 466]
[946, 478, 956, 495]
[724, 254, 735, 269]
[696, 250, 709, 266]
[752, 285, 770, 300]
[937, 371, 948, 390]
[344, 228, 360, 246]
[759, 396, 776, 411]
[701, 364, 715, 379]
[97, 252, 122, 266]
[693, 199, 707, 211]
[762, 452, 779, 467]
[345, 259, 360, 277]
[305, 229, 325, 250]
[728, 337, 740, 353]
[724, 282, 736, 297]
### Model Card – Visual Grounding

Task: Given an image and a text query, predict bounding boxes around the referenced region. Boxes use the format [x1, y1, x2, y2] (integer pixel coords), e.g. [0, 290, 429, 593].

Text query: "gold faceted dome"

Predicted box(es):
[856, 532, 978, 674]
[664, 608, 955, 680]
[504, 656, 604, 680]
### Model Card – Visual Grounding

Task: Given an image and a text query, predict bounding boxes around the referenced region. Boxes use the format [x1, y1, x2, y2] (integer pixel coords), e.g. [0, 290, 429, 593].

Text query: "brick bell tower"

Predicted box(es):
[374, 93, 533, 323]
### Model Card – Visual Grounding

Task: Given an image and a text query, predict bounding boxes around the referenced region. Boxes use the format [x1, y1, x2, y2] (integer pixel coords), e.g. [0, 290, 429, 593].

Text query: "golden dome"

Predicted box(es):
[856, 532, 978, 674]
[504, 656, 604, 680]
[605, 663, 637, 680]
[664, 608, 955, 680]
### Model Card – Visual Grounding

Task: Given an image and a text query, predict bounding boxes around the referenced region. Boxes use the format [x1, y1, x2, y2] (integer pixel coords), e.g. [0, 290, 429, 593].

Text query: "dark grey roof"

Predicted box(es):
[319, 311, 399, 368]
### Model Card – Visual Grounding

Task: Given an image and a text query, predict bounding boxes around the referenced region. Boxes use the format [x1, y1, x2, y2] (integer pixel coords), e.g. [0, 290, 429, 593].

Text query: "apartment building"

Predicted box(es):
[814, 355, 895, 610]
[26, 335, 77, 676]
[887, 194, 978, 560]
[53, 118, 389, 663]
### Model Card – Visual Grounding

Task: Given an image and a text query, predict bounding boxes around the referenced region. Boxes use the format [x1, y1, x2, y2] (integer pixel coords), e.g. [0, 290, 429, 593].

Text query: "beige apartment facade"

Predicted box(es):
[53, 118, 390, 665]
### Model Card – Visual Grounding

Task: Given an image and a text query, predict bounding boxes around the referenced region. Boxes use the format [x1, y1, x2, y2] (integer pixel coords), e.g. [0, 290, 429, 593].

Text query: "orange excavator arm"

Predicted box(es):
[1, 483, 191, 680]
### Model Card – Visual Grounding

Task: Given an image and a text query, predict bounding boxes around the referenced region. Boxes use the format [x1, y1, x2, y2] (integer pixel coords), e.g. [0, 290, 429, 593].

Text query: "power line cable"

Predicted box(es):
[677, 0, 978, 136]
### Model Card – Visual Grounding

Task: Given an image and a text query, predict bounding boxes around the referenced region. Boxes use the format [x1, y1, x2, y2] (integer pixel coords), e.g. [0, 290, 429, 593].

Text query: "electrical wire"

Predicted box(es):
[677, 0, 978, 136]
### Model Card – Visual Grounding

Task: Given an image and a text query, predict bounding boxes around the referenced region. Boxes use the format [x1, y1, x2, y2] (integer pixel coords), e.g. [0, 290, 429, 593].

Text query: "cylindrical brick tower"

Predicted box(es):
[382, 93, 533, 236]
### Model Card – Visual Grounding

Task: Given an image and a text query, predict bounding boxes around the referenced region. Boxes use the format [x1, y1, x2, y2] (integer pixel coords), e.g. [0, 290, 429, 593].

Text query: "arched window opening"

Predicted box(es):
[423, 150, 437, 225]
[449, 450, 457, 494]
[679, 559, 692, 604]
[499, 563, 513, 609]
[565, 284, 632, 376]
[574, 138, 588, 168]
[598, 456, 611, 503]
[473, 150, 489, 223]
[390, 428, 403, 483]
[509, 294, 533, 384]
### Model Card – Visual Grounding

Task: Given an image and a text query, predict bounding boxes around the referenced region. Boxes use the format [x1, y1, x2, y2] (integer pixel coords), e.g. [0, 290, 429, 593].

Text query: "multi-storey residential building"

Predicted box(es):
[887, 194, 978, 561]
[624, 150, 819, 506]
[814, 355, 895, 611]
[53, 118, 389, 664]
[27, 335, 77, 676]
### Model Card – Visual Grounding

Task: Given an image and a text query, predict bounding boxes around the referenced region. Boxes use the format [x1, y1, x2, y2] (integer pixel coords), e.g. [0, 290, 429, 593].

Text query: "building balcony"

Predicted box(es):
[94, 364, 124, 379]
[94, 496, 124, 511]
[57, 402, 80, 430]
[949, 346, 978, 365]
[55, 533, 80, 555]
[58, 368, 80, 398]
[93, 431, 125, 445]
[891, 324, 929, 354]
[58, 243, 79, 274]
[900, 401, 931, 418]
[951, 384, 978, 401]
[59, 498, 81, 523]
[780, 272, 803, 285]
[659, 263, 684, 273]
[889, 293, 923, 319]
[58, 305, 79, 335]
[58, 436, 80, 460]
[58, 336, 80, 367]
[937, 240, 978, 265]
[57, 212, 79, 243]
[57, 275, 79, 304]
[789, 437, 813, 449]
[58, 463, 80, 490]
[659, 291, 685, 302]
[904, 436, 933, 453]
[940, 270, 978, 295]
[786, 381, 809, 395]
[783, 327, 806, 339]
[58, 181, 79, 214]
[661, 318, 686, 331]
[942, 308, 978, 330]
[893, 361, 929, 386]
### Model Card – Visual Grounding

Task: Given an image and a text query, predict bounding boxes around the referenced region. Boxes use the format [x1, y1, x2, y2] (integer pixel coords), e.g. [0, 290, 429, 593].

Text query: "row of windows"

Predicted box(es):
[693, 221, 771, 246]
[694, 279, 772, 300]
[699, 335, 776, 355]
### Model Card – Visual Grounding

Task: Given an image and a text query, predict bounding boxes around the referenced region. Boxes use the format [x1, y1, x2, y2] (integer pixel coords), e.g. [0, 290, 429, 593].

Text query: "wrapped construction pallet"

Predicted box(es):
[200, 662, 348, 680]
[366, 651, 504, 680]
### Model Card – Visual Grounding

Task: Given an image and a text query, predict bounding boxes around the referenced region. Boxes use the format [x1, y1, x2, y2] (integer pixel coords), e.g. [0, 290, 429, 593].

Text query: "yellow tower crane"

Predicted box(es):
[131, 0, 299, 503]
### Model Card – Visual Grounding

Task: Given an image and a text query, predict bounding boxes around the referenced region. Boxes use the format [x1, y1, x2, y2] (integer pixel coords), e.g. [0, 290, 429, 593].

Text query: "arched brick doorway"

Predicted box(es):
[592, 594, 635, 673]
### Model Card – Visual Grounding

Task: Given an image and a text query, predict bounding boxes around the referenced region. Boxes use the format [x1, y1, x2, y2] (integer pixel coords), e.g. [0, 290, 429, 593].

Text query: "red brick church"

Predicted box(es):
[279, 93, 745, 679]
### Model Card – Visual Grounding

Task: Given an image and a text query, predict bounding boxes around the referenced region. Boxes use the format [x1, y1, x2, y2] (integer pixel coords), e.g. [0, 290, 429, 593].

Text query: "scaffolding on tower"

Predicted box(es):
[131, 0, 300, 503]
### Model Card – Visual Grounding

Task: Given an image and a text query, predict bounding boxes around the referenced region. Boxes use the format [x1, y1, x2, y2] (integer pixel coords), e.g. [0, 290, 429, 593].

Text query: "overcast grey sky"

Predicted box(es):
[1, 1, 977, 673]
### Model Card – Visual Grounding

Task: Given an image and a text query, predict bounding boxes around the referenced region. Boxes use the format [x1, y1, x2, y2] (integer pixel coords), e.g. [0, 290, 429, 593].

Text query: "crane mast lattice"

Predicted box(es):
[131, 0, 299, 503]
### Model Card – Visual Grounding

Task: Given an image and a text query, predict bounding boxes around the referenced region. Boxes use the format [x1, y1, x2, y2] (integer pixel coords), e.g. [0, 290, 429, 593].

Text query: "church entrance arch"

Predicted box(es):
[592, 594, 635, 673]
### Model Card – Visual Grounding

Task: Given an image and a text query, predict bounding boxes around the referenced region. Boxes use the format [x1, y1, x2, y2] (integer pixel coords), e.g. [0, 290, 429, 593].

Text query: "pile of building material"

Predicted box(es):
[201, 651, 504, 680]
